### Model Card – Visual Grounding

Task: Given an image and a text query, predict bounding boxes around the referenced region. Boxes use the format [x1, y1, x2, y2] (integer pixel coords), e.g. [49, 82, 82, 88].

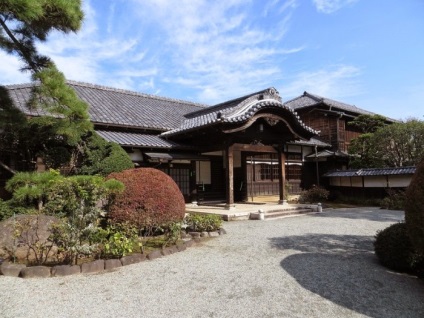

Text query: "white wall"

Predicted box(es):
[388, 175, 411, 187]
[328, 175, 412, 188]
[196, 161, 211, 184]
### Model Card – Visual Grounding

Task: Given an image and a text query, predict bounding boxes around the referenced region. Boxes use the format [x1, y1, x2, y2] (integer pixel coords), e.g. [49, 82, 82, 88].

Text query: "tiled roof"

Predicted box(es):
[5, 81, 206, 131]
[323, 166, 416, 177]
[284, 91, 375, 116]
[306, 150, 350, 159]
[145, 152, 207, 160]
[96, 130, 187, 149]
[162, 88, 317, 137]
[290, 138, 331, 148]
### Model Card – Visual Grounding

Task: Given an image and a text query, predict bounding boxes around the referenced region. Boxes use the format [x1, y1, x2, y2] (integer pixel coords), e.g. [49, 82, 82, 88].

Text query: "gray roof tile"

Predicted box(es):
[5, 81, 206, 131]
[284, 92, 375, 116]
[323, 166, 416, 177]
[290, 138, 331, 147]
[96, 130, 187, 148]
[306, 150, 349, 159]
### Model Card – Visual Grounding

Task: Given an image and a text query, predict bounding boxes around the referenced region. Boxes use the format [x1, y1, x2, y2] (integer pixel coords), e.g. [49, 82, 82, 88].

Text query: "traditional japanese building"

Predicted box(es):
[1, 82, 391, 206]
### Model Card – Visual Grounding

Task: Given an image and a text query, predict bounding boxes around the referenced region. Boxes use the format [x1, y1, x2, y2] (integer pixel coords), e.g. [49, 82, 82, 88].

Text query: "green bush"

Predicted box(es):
[185, 213, 223, 232]
[299, 186, 329, 203]
[380, 189, 406, 210]
[0, 199, 35, 221]
[107, 168, 186, 232]
[6, 170, 124, 218]
[374, 223, 418, 273]
[0, 199, 14, 221]
[78, 132, 134, 176]
[93, 223, 142, 258]
[163, 221, 182, 247]
[405, 158, 424, 256]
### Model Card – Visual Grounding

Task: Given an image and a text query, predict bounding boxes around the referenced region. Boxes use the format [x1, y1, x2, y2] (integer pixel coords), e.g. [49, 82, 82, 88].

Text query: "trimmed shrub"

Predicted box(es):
[374, 223, 417, 273]
[0, 199, 13, 221]
[185, 213, 223, 232]
[107, 168, 186, 231]
[405, 158, 424, 255]
[380, 189, 406, 210]
[298, 186, 329, 204]
[78, 132, 134, 177]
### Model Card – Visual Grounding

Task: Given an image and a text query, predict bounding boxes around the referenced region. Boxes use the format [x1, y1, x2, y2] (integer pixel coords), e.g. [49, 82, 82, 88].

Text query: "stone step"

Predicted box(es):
[264, 208, 315, 219]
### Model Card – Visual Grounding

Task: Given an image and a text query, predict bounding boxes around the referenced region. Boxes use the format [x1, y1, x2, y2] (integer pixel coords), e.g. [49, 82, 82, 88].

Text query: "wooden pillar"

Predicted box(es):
[278, 147, 286, 204]
[225, 144, 235, 209]
[189, 160, 197, 203]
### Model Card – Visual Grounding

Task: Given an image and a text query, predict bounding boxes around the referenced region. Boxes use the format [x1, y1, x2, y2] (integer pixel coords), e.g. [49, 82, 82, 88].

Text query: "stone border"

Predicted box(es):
[0, 229, 226, 279]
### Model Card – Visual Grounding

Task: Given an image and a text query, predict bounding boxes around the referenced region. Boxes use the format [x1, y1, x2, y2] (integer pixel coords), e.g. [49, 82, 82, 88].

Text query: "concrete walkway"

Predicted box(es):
[1, 208, 423, 318]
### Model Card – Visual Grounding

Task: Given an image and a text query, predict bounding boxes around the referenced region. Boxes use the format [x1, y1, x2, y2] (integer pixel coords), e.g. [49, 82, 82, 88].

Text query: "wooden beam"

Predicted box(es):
[232, 143, 277, 153]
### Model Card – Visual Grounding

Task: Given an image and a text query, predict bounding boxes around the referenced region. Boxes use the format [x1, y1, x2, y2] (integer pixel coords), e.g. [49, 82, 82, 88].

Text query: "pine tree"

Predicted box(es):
[0, 0, 92, 146]
[0, 1, 132, 175]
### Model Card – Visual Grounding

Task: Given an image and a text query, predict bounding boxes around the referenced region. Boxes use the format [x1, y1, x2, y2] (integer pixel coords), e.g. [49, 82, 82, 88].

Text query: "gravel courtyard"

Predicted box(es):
[1, 207, 423, 318]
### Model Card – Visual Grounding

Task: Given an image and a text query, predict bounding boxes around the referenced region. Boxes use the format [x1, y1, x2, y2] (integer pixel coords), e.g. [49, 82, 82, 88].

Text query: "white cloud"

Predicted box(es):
[263, 0, 299, 16]
[0, 0, 304, 104]
[312, 0, 358, 14]
[280, 64, 362, 100]
[128, 0, 301, 103]
[35, 0, 158, 90]
[0, 52, 31, 84]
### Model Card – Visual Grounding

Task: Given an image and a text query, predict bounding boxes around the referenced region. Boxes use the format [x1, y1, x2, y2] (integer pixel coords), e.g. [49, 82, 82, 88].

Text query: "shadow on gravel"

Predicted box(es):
[270, 234, 424, 318]
[313, 208, 404, 222]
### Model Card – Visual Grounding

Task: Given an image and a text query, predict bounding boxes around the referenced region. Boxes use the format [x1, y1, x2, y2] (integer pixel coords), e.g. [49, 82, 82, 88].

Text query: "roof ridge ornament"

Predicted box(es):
[265, 118, 279, 126]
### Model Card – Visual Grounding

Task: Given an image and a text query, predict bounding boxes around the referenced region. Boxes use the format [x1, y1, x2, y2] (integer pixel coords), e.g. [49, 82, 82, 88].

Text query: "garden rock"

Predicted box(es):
[218, 228, 227, 235]
[104, 259, 123, 270]
[184, 240, 195, 248]
[176, 242, 186, 252]
[200, 231, 209, 237]
[120, 254, 145, 266]
[0, 214, 60, 262]
[164, 246, 178, 255]
[180, 232, 190, 239]
[188, 232, 201, 238]
[51, 265, 81, 277]
[147, 250, 162, 260]
[208, 231, 220, 237]
[20, 266, 51, 278]
[0, 262, 26, 277]
[81, 260, 104, 274]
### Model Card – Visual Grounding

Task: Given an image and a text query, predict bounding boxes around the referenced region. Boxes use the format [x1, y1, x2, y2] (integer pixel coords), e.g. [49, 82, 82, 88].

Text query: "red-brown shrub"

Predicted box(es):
[106, 168, 185, 229]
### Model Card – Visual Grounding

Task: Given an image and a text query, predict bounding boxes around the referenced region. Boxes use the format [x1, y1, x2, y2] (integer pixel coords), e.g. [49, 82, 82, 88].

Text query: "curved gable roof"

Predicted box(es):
[162, 88, 317, 139]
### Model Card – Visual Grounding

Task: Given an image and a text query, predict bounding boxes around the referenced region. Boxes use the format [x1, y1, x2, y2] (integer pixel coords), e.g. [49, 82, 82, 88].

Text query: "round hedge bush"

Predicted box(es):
[106, 168, 185, 229]
[374, 222, 416, 273]
[405, 158, 424, 255]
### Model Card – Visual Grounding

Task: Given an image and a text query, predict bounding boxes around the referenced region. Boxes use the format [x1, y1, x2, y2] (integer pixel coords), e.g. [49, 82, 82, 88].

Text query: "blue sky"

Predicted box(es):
[1, 0, 423, 120]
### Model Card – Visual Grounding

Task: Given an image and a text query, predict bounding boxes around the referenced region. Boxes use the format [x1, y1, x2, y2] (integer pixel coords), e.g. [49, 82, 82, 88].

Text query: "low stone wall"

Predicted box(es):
[0, 229, 226, 279]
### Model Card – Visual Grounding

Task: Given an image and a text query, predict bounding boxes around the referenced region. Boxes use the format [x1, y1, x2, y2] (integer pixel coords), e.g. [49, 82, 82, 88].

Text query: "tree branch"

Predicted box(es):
[0, 160, 16, 174]
[0, 18, 40, 72]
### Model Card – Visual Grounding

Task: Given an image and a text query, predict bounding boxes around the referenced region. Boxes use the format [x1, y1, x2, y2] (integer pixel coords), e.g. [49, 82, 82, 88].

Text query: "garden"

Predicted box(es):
[0, 168, 223, 277]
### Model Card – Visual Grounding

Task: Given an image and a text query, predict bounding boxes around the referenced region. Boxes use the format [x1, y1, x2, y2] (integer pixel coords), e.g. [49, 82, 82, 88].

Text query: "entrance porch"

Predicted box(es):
[185, 201, 320, 221]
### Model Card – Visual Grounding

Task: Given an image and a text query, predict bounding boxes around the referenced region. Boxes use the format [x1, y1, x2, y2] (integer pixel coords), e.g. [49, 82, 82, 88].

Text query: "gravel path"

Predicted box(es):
[1, 207, 423, 318]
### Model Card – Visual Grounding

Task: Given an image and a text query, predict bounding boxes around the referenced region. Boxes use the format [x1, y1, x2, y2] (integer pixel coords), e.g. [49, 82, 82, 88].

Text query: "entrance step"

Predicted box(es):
[197, 200, 226, 207]
[264, 207, 315, 219]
